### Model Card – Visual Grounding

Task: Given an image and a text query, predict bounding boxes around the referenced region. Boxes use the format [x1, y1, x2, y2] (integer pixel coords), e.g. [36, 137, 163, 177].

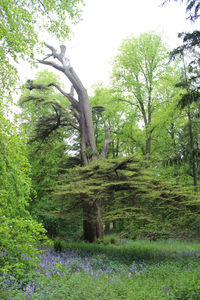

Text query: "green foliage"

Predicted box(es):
[0, 217, 46, 276]
[18, 71, 81, 237]
[90, 84, 126, 157]
[0, 0, 84, 92]
[111, 32, 181, 159]
[174, 283, 200, 300]
[0, 105, 46, 276]
[59, 238, 200, 262]
[19, 71, 75, 142]
[110, 31, 199, 192]
[56, 156, 200, 238]
[0, 117, 30, 216]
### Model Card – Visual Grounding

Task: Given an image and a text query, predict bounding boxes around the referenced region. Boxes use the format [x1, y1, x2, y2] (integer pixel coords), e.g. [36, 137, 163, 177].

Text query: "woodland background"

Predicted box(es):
[1, 0, 200, 292]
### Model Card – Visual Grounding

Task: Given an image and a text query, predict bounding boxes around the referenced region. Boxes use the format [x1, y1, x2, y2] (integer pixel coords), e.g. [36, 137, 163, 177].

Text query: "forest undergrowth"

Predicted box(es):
[1, 237, 200, 300]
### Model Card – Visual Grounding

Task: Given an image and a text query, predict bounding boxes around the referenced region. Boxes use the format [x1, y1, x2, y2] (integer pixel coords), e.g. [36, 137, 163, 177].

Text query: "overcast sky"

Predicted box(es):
[19, 0, 200, 92]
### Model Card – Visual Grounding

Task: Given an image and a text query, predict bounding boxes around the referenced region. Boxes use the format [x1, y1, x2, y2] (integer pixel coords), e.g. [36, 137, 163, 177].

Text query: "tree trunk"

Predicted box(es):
[145, 96, 152, 160]
[187, 106, 198, 193]
[83, 199, 103, 242]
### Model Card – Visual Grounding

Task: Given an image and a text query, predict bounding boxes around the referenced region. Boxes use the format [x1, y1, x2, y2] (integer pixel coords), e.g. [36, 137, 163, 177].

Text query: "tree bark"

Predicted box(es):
[83, 199, 103, 242]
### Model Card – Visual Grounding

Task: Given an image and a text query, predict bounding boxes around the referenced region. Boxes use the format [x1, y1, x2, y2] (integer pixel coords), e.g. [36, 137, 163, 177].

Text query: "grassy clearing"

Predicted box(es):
[1, 238, 200, 299]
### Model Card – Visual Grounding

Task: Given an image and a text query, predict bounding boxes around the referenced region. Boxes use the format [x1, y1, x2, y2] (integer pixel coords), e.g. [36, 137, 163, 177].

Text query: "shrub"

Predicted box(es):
[0, 216, 47, 276]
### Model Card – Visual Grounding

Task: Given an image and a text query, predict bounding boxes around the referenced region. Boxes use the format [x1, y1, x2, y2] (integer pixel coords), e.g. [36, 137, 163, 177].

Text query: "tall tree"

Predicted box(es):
[174, 53, 200, 192]
[163, 0, 200, 191]
[112, 32, 169, 160]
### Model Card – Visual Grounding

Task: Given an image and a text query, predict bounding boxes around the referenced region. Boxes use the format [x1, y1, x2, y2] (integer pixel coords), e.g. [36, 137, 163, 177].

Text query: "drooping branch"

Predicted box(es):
[31, 114, 62, 142]
[20, 88, 80, 141]
[31, 111, 79, 142]
[26, 81, 79, 111]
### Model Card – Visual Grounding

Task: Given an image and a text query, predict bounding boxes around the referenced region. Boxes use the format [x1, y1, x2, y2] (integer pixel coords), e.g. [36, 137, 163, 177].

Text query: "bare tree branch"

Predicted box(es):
[39, 43, 87, 95]
[25, 80, 80, 111]
[37, 59, 64, 72]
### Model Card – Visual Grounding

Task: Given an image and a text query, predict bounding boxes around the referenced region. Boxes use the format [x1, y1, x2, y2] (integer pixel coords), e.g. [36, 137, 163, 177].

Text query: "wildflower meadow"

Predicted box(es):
[1, 237, 200, 299]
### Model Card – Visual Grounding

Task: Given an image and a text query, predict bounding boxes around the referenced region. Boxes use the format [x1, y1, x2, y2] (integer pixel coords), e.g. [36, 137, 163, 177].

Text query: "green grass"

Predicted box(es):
[2, 238, 200, 299]
[63, 238, 200, 263]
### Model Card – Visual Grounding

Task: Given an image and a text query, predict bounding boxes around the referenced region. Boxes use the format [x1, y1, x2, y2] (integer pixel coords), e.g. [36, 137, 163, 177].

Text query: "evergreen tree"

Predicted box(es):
[56, 156, 199, 240]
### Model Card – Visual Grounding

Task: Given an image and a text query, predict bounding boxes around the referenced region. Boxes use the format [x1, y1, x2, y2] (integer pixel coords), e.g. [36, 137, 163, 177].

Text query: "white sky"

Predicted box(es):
[18, 0, 200, 92]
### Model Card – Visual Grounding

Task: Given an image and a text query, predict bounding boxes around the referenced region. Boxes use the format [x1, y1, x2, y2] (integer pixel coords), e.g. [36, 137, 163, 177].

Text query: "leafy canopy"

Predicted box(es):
[0, 0, 84, 92]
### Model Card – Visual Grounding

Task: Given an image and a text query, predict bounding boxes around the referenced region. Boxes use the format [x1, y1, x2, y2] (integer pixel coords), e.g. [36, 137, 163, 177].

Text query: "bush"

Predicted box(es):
[0, 216, 47, 276]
